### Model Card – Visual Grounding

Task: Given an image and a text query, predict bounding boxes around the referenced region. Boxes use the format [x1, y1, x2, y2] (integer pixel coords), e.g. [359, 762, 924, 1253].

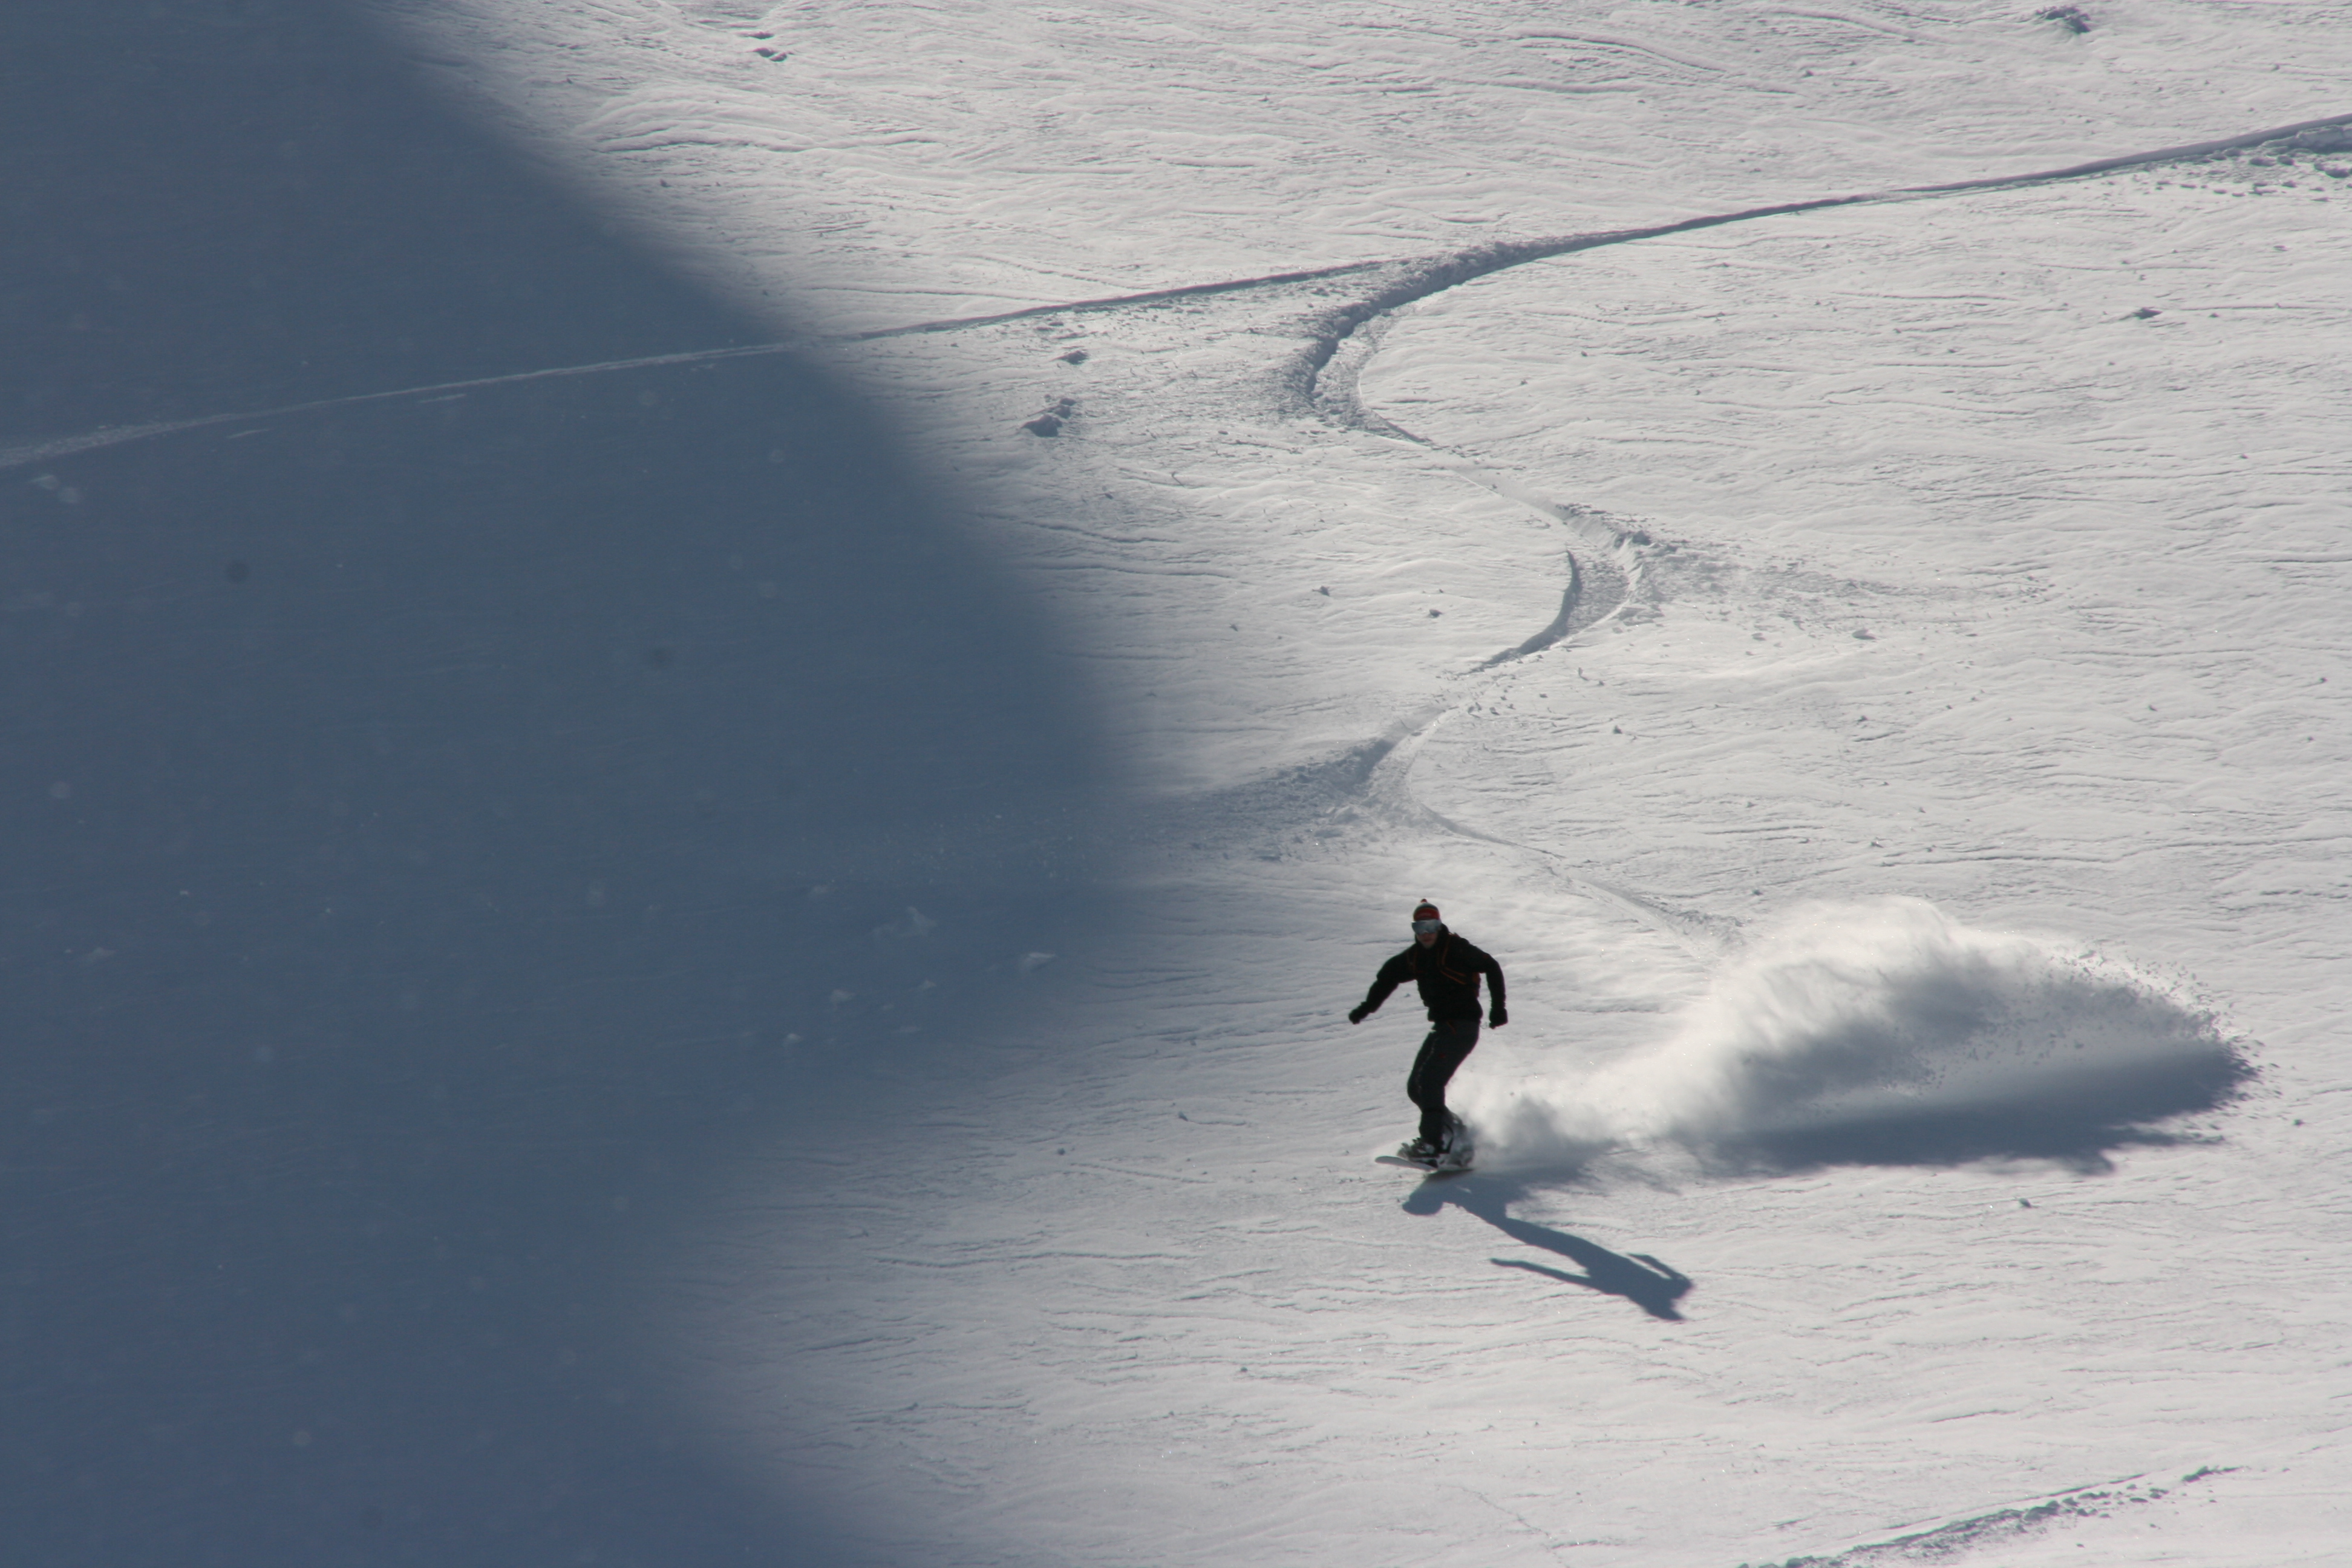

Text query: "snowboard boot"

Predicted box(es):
[1434, 1116, 1473, 1170]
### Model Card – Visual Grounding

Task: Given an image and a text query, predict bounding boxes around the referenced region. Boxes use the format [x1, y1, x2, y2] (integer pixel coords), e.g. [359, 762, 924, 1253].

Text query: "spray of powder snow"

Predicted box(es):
[1468, 900, 2249, 1171]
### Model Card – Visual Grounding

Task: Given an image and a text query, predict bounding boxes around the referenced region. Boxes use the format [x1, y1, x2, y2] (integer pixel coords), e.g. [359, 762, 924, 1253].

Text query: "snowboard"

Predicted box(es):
[1375, 1151, 1472, 1176]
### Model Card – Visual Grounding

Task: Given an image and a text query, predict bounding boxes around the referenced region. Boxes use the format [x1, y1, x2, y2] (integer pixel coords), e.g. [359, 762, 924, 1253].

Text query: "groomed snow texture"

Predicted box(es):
[17, 1, 2352, 1564]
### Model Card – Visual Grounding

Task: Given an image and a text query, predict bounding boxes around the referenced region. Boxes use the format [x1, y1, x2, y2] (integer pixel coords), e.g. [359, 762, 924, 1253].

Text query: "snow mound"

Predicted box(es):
[1480, 899, 2249, 1172]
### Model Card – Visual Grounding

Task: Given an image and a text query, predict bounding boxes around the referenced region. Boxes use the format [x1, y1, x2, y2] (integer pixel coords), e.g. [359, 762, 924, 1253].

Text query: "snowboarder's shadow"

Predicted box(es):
[1403, 1177, 1692, 1321]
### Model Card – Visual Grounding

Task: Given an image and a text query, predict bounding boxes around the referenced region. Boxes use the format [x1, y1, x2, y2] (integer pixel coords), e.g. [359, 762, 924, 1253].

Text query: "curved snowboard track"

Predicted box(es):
[7, 111, 2345, 475]
[1271, 108, 2352, 423]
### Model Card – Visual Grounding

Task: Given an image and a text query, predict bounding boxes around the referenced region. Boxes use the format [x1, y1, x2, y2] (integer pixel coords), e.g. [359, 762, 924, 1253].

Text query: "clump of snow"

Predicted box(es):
[1477, 898, 2246, 1171]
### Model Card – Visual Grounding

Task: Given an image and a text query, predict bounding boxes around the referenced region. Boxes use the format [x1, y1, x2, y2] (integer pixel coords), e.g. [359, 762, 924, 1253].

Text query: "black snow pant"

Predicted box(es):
[1406, 1016, 1480, 1145]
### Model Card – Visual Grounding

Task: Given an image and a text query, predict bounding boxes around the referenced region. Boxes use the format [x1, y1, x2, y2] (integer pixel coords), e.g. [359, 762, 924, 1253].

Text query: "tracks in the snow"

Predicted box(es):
[1753, 1471, 2188, 1568]
[1278, 106, 2352, 670]
[1240, 106, 2345, 950]
[10, 111, 2345, 475]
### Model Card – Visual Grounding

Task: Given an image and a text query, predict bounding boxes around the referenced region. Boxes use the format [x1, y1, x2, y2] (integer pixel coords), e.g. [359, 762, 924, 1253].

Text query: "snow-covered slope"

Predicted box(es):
[377, 0, 2347, 327]
[273, 2, 2352, 1561]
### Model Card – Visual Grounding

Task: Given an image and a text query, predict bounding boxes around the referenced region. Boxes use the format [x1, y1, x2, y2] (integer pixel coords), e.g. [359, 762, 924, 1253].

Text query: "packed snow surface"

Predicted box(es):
[79, 1, 2352, 1563]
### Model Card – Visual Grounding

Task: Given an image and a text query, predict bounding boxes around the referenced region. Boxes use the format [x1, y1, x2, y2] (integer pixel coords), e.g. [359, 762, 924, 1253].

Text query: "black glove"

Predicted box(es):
[1488, 1005, 1508, 1028]
[1347, 1005, 1368, 1025]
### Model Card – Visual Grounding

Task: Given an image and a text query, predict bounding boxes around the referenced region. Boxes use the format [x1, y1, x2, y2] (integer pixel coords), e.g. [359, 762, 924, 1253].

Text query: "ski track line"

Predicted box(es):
[1290, 113, 2350, 960]
[1308, 341, 1694, 953]
[1751, 1469, 2190, 1568]
[1352, 699, 1730, 962]
[7, 111, 2345, 474]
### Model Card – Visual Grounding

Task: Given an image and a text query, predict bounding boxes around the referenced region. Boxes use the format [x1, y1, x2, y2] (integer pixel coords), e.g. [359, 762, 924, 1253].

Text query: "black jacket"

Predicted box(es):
[1357, 930, 1505, 1023]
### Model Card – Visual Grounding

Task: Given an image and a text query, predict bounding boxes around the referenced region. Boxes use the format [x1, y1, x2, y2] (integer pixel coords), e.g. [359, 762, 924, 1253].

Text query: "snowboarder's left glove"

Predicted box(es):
[1347, 1005, 1368, 1024]
[1488, 1004, 1508, 1028]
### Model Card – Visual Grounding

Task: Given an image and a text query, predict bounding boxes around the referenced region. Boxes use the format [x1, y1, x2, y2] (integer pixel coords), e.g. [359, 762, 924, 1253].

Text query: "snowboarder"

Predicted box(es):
[1348, 901, 1506, 1165]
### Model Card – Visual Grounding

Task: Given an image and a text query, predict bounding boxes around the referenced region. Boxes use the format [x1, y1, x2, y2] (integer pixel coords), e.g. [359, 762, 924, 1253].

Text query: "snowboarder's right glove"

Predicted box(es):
[1488, 1004, 1508, 1028]
[1347, 1005, 1369, 1024]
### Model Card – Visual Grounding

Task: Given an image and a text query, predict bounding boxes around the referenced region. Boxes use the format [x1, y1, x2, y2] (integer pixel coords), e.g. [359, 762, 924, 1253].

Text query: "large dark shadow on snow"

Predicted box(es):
[2, 3, 1108, 1564]
[1403, 1177, 1693, 1321]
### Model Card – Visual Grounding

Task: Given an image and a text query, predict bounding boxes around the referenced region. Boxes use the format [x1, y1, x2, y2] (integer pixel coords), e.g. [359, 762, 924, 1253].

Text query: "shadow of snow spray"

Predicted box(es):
[1467, 899, 2249, 1172]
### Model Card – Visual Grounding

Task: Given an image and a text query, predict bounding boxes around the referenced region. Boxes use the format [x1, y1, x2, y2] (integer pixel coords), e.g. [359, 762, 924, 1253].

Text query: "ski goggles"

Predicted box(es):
[1412, 918, 1443, 934]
